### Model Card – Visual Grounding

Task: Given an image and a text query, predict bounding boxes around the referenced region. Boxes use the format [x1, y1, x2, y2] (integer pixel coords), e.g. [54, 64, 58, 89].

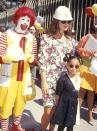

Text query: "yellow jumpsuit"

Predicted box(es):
[0, 29, 37, 119]
[80, 58, 96, 91]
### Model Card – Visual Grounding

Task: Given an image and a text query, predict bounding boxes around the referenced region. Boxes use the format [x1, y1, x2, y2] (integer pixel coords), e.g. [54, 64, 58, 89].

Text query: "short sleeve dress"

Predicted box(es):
[38, 34, 77, 107]
[51, 72, 81, 126]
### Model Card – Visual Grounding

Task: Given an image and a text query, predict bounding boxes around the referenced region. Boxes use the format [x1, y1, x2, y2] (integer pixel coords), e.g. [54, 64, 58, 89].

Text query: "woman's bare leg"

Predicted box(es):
[49, 123, 55, 131]
[87, 91, 95, 122]
[41, 106, 55, 131]
[79, 88, 86, 107]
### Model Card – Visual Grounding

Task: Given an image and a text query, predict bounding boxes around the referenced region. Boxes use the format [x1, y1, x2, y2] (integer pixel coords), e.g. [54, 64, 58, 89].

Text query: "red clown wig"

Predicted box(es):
[13, 6, 36, 27]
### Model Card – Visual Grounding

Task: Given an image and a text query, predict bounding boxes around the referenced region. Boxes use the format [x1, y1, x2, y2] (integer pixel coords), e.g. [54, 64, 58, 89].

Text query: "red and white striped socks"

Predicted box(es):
[1, 119, 9, 131]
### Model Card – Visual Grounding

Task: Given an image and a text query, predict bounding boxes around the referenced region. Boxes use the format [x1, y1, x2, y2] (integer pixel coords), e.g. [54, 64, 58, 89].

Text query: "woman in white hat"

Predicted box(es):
[38, 6, 78, 131]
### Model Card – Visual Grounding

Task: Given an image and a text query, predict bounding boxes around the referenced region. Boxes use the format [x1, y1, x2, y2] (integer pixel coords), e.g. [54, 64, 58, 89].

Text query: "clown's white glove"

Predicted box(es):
[3, 46, 24, 63]
[25, 53, 34, 63]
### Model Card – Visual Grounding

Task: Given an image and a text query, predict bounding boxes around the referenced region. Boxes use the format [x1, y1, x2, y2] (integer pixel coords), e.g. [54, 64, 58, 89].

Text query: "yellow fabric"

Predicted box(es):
[82, 57, 91, 67]
[0, 32, 2, 36]
[0, 32, 36, 119]
[25, 53, 34, 63]
[80, 65, 96, 91]
[2, 54, 12, 63]
[0, 62, 30, 119]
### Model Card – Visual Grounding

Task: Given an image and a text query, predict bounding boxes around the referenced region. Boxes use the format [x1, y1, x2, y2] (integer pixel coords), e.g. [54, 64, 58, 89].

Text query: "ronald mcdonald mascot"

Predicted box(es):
[0, 7, 37, 131]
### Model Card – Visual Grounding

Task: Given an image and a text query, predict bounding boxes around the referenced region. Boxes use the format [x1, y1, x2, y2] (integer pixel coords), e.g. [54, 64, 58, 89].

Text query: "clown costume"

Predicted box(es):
[0, 6, 37, 131]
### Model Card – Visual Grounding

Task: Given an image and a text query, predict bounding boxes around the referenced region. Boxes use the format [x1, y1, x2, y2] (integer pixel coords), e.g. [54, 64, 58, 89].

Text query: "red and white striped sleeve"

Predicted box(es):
[0, 32, 7, 63]
[0, 32, 7, 56]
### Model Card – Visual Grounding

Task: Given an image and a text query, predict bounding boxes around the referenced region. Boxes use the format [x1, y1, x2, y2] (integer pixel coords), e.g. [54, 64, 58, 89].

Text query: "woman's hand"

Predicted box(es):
[41, 81, 49, 95]
[40, 69, 49, 95]
[83, 50, 93, 58]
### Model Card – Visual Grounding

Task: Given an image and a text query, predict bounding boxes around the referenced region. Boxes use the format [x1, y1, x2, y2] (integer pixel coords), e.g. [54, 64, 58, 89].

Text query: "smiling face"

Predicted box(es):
[66, 58, 80, 76]
[15, 16, 30, 33]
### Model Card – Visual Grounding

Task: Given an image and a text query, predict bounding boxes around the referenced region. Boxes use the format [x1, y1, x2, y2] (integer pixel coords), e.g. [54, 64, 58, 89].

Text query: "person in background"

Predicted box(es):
[77, 25, 97, 125]
[38, 6, 78, 131]
[51, 53, 82, 131]
[29, 26, 38, 79]
[0, 6, 37, 131]
[0, 26, 6, 33]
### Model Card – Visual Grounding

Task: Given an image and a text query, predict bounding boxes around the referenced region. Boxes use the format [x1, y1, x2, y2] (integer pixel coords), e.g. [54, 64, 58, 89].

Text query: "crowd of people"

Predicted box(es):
[0, 4, 97, 131]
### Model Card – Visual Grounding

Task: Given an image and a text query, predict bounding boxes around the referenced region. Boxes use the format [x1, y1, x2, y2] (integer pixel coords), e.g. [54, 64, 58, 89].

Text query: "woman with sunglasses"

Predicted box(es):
[51, 53, 82, 131]
[38, 6, 78, 131]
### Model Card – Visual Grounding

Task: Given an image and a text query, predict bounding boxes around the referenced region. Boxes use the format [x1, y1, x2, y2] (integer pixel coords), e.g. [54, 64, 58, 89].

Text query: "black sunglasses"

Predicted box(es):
[69, 64, 80, 69]
[61, 20, 72, 24]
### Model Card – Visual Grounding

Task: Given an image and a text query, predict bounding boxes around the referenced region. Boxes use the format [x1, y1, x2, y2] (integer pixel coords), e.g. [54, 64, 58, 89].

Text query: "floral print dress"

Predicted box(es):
[38, 34, 77, 107]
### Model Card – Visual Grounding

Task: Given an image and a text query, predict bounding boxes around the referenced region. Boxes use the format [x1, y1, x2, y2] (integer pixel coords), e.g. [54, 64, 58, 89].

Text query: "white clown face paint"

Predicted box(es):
[15, 16, 30, 34]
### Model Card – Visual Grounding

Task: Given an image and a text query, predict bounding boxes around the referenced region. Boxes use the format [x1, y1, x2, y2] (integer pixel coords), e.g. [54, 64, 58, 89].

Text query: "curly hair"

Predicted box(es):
[13, 6, 36, 27]
[47, 19, 60, 35]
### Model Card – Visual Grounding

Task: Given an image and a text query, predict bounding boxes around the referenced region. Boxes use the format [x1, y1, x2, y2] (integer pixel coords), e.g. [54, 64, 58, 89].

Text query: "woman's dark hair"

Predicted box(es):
[47, 19, 60, 35]
[63, 51, 82, 64]
[47, 18, 70, 37]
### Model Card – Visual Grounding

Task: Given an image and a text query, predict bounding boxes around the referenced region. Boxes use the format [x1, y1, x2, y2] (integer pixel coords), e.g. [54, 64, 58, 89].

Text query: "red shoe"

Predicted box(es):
[11, 123, 25, 131]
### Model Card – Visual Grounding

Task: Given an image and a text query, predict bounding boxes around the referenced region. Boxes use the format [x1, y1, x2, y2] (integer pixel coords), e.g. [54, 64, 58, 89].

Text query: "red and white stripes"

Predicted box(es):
[0, 32, 7, 56]
[1, 119, 9, 131]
